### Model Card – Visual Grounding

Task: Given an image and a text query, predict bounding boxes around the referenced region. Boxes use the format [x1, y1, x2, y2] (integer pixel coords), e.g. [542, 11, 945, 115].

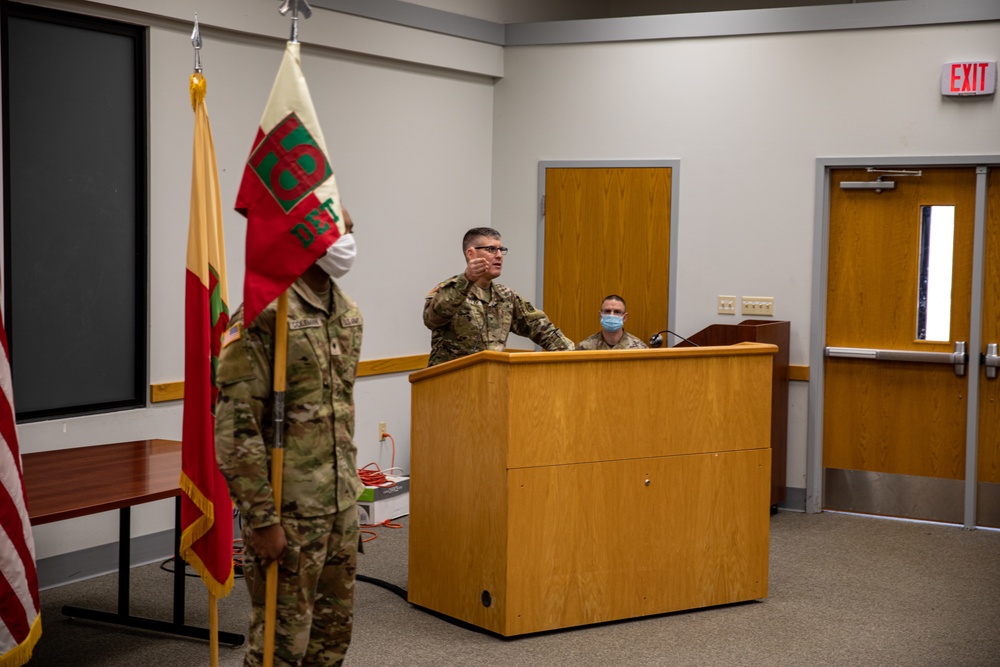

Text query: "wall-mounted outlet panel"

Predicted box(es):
[742, 296, 774, 316]
[718, 295, 737, 315]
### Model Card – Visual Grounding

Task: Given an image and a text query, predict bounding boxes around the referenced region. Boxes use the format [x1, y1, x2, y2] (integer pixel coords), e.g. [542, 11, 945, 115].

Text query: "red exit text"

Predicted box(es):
[941, 61, 996, 96]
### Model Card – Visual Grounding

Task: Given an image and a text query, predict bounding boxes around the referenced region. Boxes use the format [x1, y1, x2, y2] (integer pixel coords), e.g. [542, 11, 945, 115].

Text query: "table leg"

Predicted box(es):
[173, 497, 185, 624]
[61, 499, 244, 646]
[119, 505, 130, 614]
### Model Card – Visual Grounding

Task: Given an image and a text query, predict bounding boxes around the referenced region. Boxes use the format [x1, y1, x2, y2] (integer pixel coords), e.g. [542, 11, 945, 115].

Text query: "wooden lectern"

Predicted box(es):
[408, 344, 775, 636]
[680, 320, 790, 509]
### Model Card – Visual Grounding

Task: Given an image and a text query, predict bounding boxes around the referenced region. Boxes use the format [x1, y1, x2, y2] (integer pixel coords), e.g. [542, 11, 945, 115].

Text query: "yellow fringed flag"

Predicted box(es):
[179, 71, 234, 598]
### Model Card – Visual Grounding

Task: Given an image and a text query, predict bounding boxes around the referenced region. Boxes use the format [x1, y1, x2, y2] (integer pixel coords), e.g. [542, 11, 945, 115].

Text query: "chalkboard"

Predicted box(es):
[3, 4, 147, 420]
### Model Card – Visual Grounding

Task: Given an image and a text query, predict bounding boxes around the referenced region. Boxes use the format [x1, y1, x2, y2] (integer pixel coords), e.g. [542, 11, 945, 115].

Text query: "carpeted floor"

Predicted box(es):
[26, 511, 1000, 666]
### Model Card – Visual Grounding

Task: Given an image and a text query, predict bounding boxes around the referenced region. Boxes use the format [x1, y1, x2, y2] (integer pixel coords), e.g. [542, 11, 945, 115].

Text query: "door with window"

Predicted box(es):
[823, 165, 1000, 527]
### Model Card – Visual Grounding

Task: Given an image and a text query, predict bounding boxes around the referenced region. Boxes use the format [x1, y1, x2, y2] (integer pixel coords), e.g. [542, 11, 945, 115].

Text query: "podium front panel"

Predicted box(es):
[506, 350, 772, 469]
[504, 448, 770, 634]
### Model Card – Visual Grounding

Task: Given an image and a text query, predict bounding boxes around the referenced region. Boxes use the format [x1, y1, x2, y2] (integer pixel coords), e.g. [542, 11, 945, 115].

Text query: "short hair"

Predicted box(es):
[602, 294, 626, 310]
[463, 227, 501, 251]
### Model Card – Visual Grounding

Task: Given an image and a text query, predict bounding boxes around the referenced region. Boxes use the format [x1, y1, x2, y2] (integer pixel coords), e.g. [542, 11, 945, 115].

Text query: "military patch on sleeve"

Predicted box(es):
[426, 282, 445, 297]
[221, 323, 242, 349]
[341, 315, 361, 328]
[289, 318, 322, 330]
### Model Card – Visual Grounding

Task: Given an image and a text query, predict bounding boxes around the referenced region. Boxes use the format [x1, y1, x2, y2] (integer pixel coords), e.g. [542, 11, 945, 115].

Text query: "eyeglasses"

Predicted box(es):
[474, 245, 508, 256]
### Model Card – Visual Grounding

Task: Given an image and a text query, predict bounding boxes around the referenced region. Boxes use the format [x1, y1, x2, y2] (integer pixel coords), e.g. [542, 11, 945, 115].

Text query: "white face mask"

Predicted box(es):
[315, 233, 357, 278]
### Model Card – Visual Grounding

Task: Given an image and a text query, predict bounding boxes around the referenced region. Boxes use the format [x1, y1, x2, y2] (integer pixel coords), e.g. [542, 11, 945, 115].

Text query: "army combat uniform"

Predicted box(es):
[576, 331, 649, 350]
[423, 272, 573, 366]
[215, 277, 363, 667]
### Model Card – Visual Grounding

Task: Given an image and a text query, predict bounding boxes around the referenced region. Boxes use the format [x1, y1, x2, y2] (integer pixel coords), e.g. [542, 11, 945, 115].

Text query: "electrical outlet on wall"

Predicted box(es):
[718, 295, 737, 315]
[741, 296, 774, 316]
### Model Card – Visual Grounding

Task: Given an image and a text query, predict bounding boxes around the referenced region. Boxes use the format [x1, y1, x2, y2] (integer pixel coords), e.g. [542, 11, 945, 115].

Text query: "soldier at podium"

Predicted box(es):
[576, 294, 649, 351]
[423, 227, 573, 366]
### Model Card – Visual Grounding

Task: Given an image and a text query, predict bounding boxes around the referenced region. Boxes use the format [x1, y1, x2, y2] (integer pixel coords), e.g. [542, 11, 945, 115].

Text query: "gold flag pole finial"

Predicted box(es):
[189, 15, 206, 110]
[278, 0, 312, 44]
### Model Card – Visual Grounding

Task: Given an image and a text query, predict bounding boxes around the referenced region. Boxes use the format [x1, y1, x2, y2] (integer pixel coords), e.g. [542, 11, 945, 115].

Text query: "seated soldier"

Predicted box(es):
[576, 294, 648, 350]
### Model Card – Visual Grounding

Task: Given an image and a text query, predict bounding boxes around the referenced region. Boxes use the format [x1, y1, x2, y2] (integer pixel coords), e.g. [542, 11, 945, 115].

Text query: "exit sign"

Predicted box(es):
[941, 61, 996, 96]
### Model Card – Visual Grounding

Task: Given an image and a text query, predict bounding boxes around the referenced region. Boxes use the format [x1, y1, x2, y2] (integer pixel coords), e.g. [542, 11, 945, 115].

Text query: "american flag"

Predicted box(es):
[0, 313, 41, 666]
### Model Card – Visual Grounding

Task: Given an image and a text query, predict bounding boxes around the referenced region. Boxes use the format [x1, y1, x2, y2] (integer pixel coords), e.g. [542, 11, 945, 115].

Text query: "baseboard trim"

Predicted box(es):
[36, 529, 175, 591]
[779, 486, 806, 512]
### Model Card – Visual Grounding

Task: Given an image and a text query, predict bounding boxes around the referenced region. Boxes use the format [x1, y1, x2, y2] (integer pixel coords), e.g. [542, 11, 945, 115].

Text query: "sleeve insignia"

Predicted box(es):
[221, 323, 242, 349]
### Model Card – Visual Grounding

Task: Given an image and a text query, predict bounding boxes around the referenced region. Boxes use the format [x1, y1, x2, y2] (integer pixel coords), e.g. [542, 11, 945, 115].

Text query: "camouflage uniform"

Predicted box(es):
[423, 273, 573, 366]
[216, 277, 363, 667]
[576, 330, 649, 351]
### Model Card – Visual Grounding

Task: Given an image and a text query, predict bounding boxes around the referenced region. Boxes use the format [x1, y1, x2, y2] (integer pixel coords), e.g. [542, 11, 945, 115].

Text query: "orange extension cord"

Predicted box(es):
[358, 433, 404, 542]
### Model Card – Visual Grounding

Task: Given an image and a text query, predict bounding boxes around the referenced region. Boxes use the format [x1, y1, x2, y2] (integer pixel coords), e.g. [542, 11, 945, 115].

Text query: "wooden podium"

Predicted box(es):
[408, 344, 775, 636]
[680, 320, 790, 508]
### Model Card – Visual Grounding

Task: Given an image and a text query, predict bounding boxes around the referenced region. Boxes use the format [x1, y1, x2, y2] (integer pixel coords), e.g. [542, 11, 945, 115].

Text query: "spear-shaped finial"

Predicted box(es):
[190, 14, 206, 110]
[278, 0, 312, 43]
[191, 14, 203, 73]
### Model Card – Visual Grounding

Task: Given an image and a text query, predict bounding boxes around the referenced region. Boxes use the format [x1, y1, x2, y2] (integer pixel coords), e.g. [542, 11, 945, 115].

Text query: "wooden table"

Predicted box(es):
[22, 439, 244, 645]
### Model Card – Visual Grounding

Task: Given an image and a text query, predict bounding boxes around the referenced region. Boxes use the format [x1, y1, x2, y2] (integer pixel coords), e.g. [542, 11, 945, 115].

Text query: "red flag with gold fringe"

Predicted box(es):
[180, 70, 234, 598]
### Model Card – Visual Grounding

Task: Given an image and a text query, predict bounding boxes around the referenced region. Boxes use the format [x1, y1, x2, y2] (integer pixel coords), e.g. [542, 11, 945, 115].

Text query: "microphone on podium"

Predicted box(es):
[648, 330, 700, 348]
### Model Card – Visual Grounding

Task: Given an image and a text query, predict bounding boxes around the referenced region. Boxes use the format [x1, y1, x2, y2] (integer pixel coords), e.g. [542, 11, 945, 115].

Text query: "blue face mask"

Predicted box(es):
[600, 314, 624, 332]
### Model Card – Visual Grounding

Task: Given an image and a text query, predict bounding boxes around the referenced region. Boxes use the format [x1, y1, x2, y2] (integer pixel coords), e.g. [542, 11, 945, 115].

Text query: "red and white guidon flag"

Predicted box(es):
[236, 41, 346, 326]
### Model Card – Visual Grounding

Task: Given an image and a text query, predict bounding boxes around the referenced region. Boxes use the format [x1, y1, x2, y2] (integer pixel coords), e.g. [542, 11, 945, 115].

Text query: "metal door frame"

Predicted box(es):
[808, 155, 1000, 528]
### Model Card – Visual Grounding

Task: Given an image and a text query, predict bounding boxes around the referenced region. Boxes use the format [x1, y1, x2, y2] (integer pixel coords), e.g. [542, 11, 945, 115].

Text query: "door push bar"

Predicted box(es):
[825, 341, 968, 377]
[985, 343, 999, 380]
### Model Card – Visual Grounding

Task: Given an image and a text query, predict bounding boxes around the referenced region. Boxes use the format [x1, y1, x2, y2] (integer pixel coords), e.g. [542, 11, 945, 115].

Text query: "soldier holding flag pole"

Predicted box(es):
[215, 2, 364, 665]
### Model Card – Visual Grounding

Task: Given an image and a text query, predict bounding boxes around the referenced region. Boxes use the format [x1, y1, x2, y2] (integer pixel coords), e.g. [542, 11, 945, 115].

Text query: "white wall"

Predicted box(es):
[491, 21, 1000, 492]
[14, 0, 498, 559]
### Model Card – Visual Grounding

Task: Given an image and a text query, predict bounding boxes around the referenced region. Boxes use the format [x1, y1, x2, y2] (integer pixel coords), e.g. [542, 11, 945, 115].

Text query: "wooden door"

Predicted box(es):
[823, 167, 983, 523]
[542, 167, 671, 346]
[978, 168, 1000, 528]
